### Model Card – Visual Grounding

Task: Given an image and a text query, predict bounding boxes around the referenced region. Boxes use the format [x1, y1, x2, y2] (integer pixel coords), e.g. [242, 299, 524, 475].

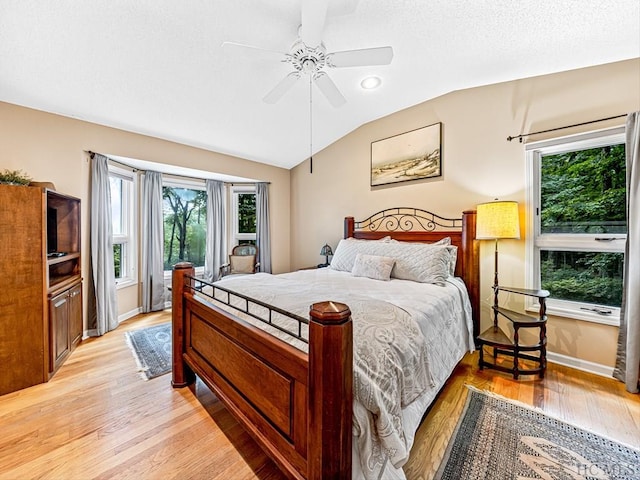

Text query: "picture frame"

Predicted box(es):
[370, 122, 442, 187]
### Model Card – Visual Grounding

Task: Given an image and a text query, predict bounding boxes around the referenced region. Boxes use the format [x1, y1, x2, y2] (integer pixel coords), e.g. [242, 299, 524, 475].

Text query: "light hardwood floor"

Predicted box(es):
[0, 311, 638, 480]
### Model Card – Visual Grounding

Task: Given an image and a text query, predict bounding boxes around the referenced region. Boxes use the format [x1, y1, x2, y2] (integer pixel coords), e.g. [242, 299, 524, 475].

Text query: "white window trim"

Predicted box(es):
[109, 165, 138, 289]
[162, 177, 207, 279]
[230, 185, 256, 250]
[525, 126, 626, 326]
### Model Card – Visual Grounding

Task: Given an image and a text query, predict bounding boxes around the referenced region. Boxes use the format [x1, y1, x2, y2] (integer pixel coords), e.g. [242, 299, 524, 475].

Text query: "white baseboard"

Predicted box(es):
[81, 307, 145, 339]
[547, 351, 614, 378]
[118, 307, 143, 324]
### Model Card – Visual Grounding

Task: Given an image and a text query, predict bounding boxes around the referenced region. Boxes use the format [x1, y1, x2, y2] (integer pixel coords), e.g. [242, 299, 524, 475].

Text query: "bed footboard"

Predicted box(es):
[171, 263, 353, 480]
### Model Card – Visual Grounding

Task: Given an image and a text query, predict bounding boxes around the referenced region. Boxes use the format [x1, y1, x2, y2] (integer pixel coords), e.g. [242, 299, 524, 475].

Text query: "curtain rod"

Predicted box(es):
[507, 114, 627, 143]
[87, 150, 138, 172]
[86, 151, 269, 185]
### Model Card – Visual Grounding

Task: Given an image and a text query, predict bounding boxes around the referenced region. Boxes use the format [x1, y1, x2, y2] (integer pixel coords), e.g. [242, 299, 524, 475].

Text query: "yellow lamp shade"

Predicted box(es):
[476, 201, 521, 240]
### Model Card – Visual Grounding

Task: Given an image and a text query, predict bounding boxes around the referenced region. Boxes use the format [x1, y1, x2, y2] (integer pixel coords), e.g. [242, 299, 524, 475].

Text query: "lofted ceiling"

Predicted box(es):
[1, 0, 639, 170]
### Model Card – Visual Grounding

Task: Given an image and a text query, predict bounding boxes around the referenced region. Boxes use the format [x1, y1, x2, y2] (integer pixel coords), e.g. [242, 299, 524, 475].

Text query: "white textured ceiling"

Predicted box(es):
[1, 0, 639, 169]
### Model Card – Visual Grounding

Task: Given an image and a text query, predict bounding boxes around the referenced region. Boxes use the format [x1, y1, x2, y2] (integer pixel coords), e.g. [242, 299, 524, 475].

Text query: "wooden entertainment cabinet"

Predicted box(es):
[0, 185, 82, 395]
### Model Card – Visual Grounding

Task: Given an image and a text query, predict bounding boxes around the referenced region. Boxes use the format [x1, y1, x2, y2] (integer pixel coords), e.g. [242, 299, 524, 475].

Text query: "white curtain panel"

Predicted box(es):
[204, 179, 226, 281]
[256, 182, 272, 273]
[90, 153, 118, 335]
[141, 171, 165, 312]
[614, 111, 640, 394]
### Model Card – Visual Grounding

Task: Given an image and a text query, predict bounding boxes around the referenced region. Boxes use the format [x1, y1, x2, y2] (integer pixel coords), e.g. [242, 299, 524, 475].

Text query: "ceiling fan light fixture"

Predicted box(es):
[361, 76, 382, 90]
[223, 0, 393, 107]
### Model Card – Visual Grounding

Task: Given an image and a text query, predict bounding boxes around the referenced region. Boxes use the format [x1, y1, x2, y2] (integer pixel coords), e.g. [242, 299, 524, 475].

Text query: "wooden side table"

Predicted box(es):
[477, 286, 550, 379]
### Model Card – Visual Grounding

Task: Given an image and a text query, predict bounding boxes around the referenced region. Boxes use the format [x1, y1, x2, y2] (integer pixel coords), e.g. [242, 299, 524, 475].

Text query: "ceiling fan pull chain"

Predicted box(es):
[309, 73, 313, 174]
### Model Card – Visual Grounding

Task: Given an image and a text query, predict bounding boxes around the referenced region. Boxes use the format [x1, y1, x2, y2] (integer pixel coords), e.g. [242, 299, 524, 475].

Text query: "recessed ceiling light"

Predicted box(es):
[360, 76, 382, 90]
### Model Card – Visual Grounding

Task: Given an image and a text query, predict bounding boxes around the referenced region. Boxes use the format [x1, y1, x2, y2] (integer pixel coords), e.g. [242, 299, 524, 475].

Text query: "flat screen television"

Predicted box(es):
[47, 207, 57, 254]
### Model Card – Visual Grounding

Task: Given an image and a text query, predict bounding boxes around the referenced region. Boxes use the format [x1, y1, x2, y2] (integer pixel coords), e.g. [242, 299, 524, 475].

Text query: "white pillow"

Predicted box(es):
[330, 237, 448, 269]
[389, 237, 456, 276]
[351, 253, 395, 281]
[229, 255, 255, 274]
[412, 238, 456, 276]
[330, 238, 451, 285]
[329, 238, 372, 272]
[386, 243, 450, 285]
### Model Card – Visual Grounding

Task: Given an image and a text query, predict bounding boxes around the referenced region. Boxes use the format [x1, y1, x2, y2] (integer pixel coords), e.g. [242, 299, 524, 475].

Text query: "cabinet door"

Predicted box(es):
[49, 291, 70, 372]
[69, 283, 83, 348]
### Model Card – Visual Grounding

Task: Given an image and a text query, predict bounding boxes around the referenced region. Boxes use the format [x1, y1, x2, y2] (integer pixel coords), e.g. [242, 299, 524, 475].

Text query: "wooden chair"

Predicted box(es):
[219, 244, 260, 278]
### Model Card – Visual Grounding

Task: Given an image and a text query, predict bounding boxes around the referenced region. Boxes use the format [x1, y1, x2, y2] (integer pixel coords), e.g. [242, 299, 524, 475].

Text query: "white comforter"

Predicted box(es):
[207, 268, 474, 480]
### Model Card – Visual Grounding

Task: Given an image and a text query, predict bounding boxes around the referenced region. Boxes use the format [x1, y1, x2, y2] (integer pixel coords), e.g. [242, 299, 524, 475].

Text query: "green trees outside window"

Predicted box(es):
[541, 145, 626, 234]
[109, 171, 133, 282]
[236, 192, 256, 245]
[540, 251, 623, 307]
[540, 144, 626, 308]
[163, 187, 207, 270]
[238, 193, 256, 232]
[113, 244, 122, 278]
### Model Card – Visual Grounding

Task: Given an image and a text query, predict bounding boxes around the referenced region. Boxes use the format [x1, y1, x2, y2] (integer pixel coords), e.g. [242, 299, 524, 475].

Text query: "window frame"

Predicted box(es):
[108, 165, 137, 289]
[525, 126, 626, 326]
[162, 177, 207, 277]
[230, 185, 257, 249]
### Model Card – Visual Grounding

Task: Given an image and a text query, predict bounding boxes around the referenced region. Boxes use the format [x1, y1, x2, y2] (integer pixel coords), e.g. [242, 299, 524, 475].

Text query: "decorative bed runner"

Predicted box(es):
[124, 323, 172, 380]
[436, 386, 639, 479]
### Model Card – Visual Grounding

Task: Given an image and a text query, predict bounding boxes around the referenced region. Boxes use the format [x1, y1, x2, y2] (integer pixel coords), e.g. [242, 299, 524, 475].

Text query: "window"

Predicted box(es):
[231, 186, 256, 247]
[109, 166, 136, 287]
[526, 127, 626, 325]
[163, 181, 207, 271]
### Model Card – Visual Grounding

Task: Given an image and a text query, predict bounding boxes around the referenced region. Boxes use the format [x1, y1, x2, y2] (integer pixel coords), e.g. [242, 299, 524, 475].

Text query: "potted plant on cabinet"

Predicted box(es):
[0, 169, 31, 185]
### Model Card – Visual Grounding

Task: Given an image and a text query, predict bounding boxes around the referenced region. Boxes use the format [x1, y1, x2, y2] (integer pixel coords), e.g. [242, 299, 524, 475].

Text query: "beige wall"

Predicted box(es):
[0, 102, 291, 325]
[290, 58, 640, 369]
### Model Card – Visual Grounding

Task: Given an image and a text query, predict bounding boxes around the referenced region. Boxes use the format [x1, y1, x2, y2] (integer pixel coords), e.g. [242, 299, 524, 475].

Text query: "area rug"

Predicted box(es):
[124, 323, 172, 380]
[436, 386, 639, 480]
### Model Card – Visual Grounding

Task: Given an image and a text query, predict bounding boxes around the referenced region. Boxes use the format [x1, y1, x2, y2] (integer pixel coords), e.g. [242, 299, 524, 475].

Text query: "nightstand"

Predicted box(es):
[477, 286, 550, 379]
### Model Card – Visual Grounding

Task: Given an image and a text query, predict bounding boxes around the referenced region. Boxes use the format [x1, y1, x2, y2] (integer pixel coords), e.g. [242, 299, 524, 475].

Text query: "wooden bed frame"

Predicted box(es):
[171, 208, 479, 480]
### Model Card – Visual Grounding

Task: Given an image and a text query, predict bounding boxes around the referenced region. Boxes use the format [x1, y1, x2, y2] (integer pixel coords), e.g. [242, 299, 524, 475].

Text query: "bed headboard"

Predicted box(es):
[344, 208, 479, 339]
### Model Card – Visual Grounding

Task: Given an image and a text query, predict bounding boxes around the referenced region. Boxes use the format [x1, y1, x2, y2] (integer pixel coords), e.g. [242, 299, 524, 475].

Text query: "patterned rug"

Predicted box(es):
[436, 386, 639, 480]
[124, 323, 172, 380]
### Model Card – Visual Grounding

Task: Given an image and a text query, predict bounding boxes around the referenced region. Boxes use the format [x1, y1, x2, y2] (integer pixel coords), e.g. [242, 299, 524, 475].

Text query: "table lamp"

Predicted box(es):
[319, 244, 333, 268]
[476, 200, 521, 288]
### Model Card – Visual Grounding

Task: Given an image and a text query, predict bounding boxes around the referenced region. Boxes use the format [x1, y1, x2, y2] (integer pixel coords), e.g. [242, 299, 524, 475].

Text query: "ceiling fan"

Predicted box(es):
[222, 0, 393, 107]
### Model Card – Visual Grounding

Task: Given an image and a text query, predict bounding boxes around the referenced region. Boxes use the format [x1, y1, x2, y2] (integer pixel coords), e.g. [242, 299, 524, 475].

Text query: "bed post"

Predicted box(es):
[344, 216, 355, 238]
[172, 262, 196, 388]
[462, 210, 480, 340]
[308, 301, 353, 480]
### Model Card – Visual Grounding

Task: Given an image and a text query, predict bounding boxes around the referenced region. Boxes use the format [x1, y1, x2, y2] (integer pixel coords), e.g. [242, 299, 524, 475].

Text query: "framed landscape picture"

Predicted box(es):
[371, 122, 442, 187]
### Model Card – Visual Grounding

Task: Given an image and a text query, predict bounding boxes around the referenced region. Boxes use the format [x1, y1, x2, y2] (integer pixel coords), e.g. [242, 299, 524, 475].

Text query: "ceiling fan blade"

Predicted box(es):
[263, 72, 301, 104]
[327, 46, 394, 68]
[300, 0, 328, 47]
[313, 72, 346, 107]
[221, 41, 286, 62]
